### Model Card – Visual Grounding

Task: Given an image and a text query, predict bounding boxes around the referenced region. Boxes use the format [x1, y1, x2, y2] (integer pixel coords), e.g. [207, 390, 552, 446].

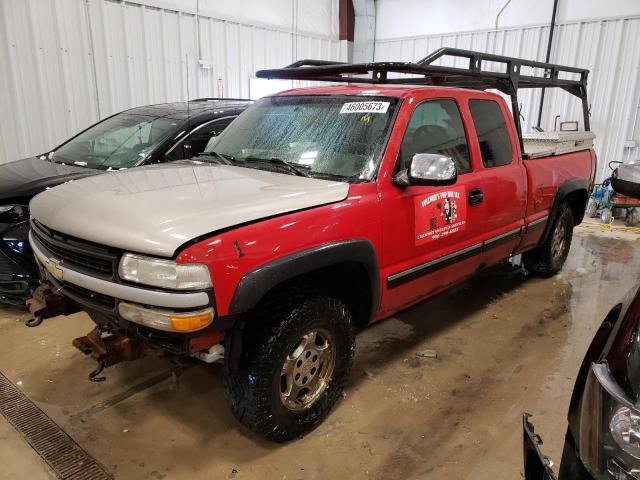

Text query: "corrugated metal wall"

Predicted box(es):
[375, 16, 640, 182]
[0, 0, 343, 164]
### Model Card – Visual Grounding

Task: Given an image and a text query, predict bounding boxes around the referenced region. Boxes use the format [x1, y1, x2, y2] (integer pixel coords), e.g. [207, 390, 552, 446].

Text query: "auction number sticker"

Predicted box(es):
[415, 186, 467, 245]
[339, 101, 390, 114]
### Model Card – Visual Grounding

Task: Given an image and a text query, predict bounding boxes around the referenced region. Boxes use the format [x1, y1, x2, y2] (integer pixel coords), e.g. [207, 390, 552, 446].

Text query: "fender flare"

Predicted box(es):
[228, 239, 380, 320]
[539, 178, 589, 245]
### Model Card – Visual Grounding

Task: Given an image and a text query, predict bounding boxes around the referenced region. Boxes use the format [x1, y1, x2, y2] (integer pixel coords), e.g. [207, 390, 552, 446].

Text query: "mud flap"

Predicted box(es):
[24, 282, 80, 327]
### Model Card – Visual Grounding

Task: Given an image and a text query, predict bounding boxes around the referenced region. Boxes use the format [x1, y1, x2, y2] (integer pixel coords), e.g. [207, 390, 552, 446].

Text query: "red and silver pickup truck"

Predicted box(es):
[27, 49, 597, 441]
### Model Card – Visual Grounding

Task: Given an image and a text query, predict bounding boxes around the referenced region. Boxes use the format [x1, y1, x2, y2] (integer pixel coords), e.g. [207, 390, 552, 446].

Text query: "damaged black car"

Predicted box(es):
[0, 99, 250, 305]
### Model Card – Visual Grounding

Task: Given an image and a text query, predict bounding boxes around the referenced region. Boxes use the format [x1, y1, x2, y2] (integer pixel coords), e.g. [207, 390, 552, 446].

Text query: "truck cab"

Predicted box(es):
[27, 49, 597, 441]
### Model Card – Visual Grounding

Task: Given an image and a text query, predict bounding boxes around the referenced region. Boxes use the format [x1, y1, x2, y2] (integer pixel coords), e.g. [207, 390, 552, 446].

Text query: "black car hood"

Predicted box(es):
[0, 156, 101, 203]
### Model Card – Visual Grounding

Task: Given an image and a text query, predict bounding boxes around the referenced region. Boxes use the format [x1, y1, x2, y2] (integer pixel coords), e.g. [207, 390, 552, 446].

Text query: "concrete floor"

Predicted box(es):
[1, 219, 639, 480]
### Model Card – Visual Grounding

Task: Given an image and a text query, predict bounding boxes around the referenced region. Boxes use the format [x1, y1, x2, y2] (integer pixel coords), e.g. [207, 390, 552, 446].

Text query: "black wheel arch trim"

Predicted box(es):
[539, 178, 589, 246]
[228, 239, 380, 321]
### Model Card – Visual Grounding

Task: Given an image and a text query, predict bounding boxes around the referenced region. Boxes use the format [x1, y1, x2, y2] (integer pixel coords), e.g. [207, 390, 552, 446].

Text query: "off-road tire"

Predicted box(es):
[223, 294, 355, 442]
[523, 203, 574, 277]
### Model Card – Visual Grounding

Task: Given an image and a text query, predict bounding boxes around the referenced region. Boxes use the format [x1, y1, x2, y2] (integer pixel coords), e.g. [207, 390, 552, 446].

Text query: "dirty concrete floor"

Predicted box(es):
[1, 222, 638, 480]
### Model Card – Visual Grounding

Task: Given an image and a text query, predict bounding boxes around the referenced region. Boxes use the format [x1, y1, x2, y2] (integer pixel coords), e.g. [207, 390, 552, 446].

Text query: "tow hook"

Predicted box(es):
[25, 282, 80, 327]
[72, 327, 148, 382]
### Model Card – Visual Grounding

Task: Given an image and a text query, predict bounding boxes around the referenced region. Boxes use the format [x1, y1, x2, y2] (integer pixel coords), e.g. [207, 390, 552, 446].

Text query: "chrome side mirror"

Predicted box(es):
[394, 153, 458, 187]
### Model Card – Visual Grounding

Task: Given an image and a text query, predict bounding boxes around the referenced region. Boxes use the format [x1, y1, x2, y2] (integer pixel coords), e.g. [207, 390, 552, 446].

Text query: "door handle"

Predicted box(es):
[468, 188, 484, 205]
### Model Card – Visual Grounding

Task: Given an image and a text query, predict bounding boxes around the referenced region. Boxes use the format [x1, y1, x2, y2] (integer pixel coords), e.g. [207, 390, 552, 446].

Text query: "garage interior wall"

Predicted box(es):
[0, 0, 343, 164]
[374, 0, 640, 182]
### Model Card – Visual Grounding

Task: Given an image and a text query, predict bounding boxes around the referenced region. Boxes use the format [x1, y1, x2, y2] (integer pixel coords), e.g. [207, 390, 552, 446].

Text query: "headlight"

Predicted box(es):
[4, 240, 27, 254]
[576, 363, 640, 478]
[611, 406, 640, 459]
[118, 253, 211, 290]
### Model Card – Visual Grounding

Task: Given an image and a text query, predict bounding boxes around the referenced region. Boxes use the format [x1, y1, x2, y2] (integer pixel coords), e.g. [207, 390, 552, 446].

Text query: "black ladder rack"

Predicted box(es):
[256, 48, 591, 151]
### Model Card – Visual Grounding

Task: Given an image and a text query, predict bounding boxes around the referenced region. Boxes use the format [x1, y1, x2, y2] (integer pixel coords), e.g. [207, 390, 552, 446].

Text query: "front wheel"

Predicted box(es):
[223, 295, 355, 442]
[524, 203, 574, 277]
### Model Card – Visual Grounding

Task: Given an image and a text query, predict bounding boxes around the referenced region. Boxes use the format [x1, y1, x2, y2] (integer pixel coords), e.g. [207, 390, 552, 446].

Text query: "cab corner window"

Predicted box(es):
[468, 99, 513, 168]
[398, 99, 471, 174]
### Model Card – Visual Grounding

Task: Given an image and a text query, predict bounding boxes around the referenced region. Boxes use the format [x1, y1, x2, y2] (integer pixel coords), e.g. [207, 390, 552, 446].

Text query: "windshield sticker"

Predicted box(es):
[415, 186, 467, 245]
[339, 101, 390, 114]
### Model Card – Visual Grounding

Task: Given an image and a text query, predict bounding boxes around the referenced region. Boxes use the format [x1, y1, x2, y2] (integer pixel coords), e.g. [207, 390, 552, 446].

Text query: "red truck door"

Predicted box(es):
[465, 97, 528, 268]
[377, 94, 490, 316]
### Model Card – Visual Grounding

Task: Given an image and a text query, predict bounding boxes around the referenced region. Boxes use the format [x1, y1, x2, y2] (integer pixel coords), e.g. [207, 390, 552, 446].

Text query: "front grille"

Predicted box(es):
[61, 281, 116, 311]
[31, 221, 118, 279]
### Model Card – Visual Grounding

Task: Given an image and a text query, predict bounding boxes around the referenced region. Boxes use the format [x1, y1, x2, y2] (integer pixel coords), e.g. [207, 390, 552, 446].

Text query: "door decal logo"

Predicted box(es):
[415, 186, 467, 245]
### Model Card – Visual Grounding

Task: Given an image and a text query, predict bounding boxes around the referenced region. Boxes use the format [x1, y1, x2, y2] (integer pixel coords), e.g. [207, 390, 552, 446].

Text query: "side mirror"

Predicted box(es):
[394, 153, 458, 187]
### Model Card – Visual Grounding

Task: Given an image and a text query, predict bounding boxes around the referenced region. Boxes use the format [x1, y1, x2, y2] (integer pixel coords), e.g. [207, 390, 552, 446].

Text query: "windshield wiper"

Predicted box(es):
[195, 151, 237, 165]
[244, 156, 310, 177]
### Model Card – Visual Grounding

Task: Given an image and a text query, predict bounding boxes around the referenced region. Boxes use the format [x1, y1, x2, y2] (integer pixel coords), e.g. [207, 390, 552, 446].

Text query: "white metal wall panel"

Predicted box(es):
[0, 0, 343, 164]
[375, 16, 640, 182]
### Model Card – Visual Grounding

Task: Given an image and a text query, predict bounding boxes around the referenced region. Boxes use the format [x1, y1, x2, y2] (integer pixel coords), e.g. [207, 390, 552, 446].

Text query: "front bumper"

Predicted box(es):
[29, 231, 219, 352]
[0, 223, 38, 305]
[30, 231, 209, 310]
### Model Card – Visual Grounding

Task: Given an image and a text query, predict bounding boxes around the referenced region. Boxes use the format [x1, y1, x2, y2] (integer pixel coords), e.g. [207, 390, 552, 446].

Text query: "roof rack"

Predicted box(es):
[256, 48, 591, 150]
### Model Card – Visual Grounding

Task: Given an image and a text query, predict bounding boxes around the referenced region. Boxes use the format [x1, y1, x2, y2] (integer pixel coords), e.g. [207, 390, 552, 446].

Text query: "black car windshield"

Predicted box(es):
[205, 95, 398, 181]
[50, 113, 180, 170]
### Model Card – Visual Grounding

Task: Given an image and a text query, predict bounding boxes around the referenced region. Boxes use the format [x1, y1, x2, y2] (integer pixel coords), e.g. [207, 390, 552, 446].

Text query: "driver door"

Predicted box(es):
[378, 96, 487, 315]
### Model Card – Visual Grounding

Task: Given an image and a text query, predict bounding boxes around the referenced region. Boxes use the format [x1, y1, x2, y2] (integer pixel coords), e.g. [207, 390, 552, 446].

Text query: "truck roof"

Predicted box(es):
[273, 84, 500, 99]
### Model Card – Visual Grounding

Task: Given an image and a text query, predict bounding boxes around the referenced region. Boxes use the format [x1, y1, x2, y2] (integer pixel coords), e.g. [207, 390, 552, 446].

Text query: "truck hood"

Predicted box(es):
[0, 156, 99, 203]
[30, 162, 350, 257]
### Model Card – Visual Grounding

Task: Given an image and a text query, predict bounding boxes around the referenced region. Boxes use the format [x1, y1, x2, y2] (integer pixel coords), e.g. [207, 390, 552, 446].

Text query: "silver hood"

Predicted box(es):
[30, 162, 349, 257]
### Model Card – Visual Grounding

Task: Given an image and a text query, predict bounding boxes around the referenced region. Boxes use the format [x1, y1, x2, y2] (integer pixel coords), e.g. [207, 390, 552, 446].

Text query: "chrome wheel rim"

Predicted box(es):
[551, 220, 566, 263]
[280, 329, 335, 411]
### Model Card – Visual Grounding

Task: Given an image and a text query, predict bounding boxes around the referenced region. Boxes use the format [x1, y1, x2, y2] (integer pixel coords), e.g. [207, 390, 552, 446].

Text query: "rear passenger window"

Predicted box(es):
[468, 99, 512, 167]
[398, 99, 471, 174]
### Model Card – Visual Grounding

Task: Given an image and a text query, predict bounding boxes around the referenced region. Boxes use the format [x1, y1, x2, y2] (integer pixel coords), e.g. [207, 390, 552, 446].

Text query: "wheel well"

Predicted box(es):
[251, 262, 374, 330]
[562, 189, 589, 226]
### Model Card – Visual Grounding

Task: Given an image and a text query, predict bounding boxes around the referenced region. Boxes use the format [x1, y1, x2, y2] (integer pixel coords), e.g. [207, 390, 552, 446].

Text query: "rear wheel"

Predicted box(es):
[223, 294, 355, 442]
[524, 203, 574, 277]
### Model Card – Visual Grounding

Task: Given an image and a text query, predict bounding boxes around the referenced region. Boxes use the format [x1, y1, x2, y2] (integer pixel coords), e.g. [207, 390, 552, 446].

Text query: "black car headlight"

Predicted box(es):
[1, 205, 30, 255]
[610, 406, 640, 460]
[576, 363, 640, 479]
[4, 239, 27, 254]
